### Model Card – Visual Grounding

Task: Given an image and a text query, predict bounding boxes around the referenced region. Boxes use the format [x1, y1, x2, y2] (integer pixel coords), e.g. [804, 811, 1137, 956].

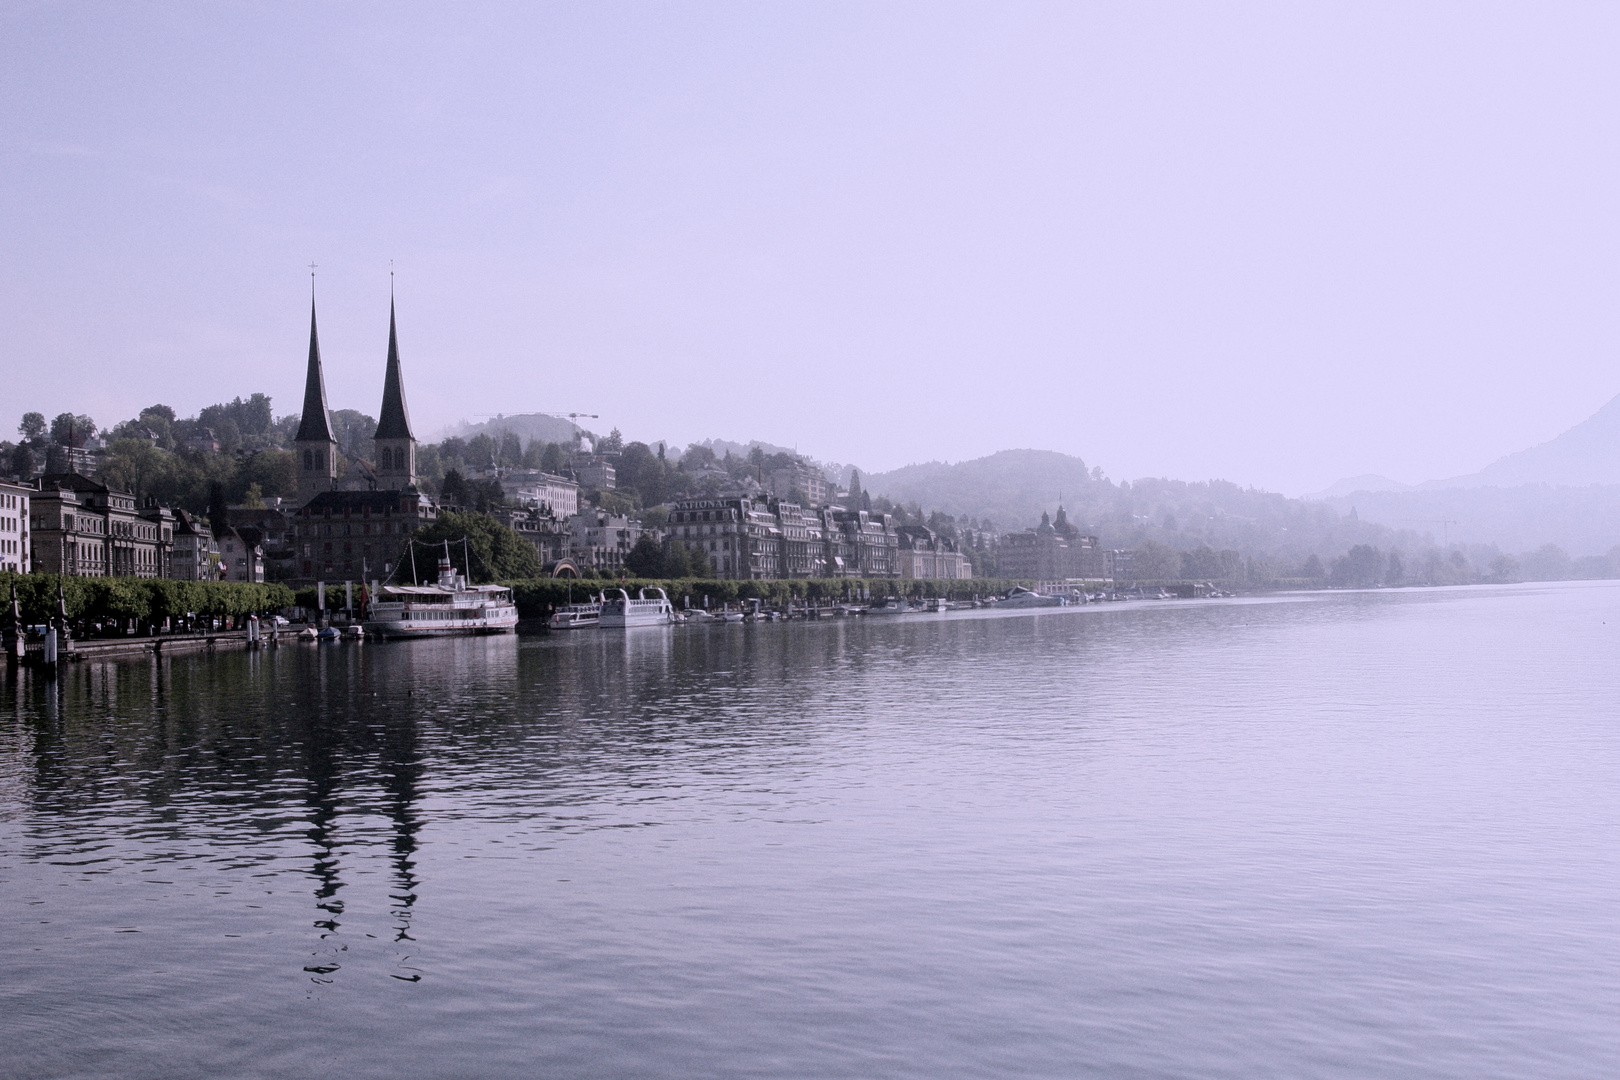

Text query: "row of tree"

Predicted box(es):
[2, 573, 294, 625]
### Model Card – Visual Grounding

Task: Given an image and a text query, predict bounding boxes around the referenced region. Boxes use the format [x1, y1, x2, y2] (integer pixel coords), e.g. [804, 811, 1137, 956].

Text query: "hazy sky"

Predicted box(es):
[5, 2, 1620, 494]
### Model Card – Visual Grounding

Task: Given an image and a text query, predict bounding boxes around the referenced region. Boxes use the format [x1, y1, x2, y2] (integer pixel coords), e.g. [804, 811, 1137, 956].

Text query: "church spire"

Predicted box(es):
[295, 292, 334, 443]
[375, 293, 413, 440]
[373, 278, 419, 490]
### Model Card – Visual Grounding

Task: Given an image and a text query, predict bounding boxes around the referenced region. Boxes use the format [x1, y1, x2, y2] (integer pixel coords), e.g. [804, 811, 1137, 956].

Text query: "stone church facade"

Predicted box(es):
[290, 291, 436, 583]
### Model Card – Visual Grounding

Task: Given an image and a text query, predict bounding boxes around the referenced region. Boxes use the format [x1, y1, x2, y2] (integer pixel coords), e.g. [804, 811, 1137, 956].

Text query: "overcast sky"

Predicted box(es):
[4, 2, 1619, 494]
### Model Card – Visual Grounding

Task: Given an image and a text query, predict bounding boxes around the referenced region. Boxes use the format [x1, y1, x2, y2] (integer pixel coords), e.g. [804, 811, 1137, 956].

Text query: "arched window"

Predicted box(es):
[381, 447, 392, 469]
[303, 450, 312, 470]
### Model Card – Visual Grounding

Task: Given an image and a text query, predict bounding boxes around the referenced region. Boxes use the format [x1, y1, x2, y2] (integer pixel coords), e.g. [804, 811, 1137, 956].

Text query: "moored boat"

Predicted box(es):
[548, 596, 603, 629]
[994, 586, 1066, 609]
[364, 543, 519, 638]
[599, 587, 675, 628]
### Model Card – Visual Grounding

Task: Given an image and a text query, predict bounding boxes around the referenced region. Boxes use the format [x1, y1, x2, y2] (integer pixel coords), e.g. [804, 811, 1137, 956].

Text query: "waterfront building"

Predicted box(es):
[666, 495, 901, 580]
[0, 479, 30, 574]
[295, 490, 434, 581]
[830, 509, 900, 578]
[288, 291, 437, 582]
[667, 496, 778, 579]
[170, 509, 220, 580]
[999, 506, 1111, 580]
[29, 473, 173, 578]
[896, 525, 973, 580]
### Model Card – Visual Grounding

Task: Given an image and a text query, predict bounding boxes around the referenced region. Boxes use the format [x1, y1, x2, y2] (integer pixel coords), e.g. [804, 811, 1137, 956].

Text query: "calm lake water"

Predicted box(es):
[2, 583, 1618, 1079]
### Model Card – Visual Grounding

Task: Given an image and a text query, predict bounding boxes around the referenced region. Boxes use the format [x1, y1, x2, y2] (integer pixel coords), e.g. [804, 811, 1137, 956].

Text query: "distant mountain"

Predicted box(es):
[1428, 392, 1620, 489]
[862, 448, 1417, 561]
[862, 449, 1101, 527]
[1305, 474, 1413, 500]
[445, 413, 584, 446]
[1322, 483, 1620, 555]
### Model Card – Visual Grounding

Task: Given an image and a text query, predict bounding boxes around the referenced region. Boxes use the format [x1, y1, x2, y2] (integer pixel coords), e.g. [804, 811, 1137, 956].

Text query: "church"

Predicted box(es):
[288, 292, 437, 584]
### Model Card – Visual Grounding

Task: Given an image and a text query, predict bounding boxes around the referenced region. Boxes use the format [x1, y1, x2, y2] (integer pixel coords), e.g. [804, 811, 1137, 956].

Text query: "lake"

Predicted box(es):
[3, 583, 1618, 1078]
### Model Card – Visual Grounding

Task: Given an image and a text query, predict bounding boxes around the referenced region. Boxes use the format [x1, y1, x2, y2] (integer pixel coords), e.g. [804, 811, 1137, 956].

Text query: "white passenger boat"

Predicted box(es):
[365, 546, 519, 638]
[599, 587, 675, 627]
[548, 598, 603, 630]
[994, 585, 1067, 609]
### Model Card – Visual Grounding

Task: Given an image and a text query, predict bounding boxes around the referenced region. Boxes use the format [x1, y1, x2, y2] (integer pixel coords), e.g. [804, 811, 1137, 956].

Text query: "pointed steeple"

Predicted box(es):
[375, 295, 413, 440]
[295, 295, 335, 442]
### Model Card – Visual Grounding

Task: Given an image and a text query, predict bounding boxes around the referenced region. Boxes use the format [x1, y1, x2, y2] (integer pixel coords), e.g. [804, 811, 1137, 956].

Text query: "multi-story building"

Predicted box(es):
[170, 510, 220, 580]
[29, 473, 172, 578]
[488, 505, 571, 566]
[896, 525, 973, 580]
[575, 457, 616, 491]
[568, 511, 641, 573]
[667, 496, 901, 580]
[294, 490, 435, 581]
[767, 460, 831, 506]
[218, 527, 265, 583]
[227, 507, 294, 580]
[666, 496, 777, 579]
[999, 506, 1112, 580]
[498, 471, 580, 517]
[830, 509, 900, 578]
[0, 479, 30, 574]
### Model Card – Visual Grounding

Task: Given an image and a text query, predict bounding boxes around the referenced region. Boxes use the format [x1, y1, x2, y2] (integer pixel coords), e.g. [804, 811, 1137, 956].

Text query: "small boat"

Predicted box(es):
[994, 586, 1066, 609]
[317, 626, 340, 641]
[364, 543, 519, 638]
[549, 596, 603, 630]
[865, 598, 913, 615]
[599, 587, 675, 628]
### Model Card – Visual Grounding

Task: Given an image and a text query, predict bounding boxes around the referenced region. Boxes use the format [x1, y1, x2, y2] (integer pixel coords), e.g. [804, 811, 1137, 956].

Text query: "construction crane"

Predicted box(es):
[471, 411, 599, 422]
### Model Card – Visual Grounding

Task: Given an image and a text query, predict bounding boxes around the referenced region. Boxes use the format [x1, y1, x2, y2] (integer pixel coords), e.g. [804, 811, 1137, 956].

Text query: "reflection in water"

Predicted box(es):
[3, 588, 1620, 1080]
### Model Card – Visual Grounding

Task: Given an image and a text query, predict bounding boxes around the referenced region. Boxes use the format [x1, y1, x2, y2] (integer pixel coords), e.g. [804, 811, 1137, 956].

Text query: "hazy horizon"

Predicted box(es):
[7, 3, 1620, 496]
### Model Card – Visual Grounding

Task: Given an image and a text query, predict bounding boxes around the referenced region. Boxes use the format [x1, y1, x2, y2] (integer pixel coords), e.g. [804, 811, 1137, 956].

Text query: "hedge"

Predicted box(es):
[499, 576, 1037, 619]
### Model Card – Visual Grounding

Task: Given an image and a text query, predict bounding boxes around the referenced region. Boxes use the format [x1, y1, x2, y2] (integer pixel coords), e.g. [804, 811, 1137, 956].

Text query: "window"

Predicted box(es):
[304, 450, 313, 470]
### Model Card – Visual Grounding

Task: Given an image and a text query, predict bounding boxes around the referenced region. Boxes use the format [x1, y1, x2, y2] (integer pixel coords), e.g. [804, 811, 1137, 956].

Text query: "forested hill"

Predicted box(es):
[862, 449, 1418, 562]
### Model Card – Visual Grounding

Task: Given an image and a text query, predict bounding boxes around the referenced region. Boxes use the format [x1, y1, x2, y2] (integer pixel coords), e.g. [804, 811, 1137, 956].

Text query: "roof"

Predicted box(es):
[375, 297, 414, 441]
[294, 298, 336, 443]
[301, 489, 428, 514]
[37, 472, 109, 494]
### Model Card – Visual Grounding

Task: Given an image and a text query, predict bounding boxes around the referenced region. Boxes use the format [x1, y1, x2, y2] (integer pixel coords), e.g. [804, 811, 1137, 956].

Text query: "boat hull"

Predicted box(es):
[365, 616, 518, 639]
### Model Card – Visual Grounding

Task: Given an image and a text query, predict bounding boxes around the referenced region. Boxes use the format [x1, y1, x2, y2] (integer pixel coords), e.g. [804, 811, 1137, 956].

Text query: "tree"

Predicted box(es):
[1330, 545, 1384, 588]
[624, 535, 663, 577]
[1300, 554, 1324, 580]
[50, 412, 96, 448]
[100, 439, 169, 501]
[598, 428, 624, 453]
[18, 412, 46, 442]
[440, 468, 471, 507]
[1386, 550, 1404, 585]
[497, 430, 523, 468]
[1131, 539, 1181, 581]
[407, 510, 541, 582]
[10, 443, 34, 477]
